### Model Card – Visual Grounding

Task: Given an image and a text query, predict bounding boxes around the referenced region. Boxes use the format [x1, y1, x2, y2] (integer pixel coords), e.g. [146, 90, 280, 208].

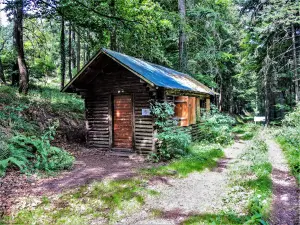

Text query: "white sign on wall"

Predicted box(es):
[142, 108, 151, 116]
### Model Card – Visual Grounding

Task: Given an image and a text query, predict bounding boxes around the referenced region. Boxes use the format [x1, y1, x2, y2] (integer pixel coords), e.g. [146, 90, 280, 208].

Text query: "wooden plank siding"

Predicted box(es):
[84, 69, 154, 154]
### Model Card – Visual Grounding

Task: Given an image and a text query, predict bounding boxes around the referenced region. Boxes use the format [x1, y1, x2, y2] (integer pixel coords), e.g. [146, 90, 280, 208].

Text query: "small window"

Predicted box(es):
[174, 96, 189, 126]
[174, 96, 197, 126]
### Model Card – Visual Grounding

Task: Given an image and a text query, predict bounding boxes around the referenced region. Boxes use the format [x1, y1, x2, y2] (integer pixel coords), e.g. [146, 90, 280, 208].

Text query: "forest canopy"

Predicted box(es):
[0, 0, 299, 123]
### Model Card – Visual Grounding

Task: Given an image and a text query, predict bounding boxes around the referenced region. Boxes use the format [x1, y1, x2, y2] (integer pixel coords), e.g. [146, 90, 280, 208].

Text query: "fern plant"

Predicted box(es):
[0, 121, 74, 177]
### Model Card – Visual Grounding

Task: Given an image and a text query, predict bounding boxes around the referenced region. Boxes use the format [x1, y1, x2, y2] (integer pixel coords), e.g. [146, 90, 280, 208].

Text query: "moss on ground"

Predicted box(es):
[142, 144, 224, 177]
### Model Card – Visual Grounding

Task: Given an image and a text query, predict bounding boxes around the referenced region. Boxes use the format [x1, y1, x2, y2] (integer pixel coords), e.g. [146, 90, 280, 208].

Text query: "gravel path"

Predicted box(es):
[266, 139, 300, 225]
[121, 141, 248, 225]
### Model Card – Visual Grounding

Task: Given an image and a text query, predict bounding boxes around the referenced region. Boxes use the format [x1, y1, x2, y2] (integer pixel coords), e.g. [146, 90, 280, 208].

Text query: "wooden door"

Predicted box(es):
[113, 95, 133, 149]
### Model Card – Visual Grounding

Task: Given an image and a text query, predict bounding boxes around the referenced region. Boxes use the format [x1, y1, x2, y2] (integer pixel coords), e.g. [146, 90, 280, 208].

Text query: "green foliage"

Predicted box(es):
[0, 122, 74, 177]
[5, 179, 148, 224]
[198, 106, 236, 146]
[230, 136, 272, 222]
[183, 135, 271, 225]
[143, 144, 224, 177]
[232, 123, 260, 140]
[275, 104, 300, 183]
[150, 101, 192, 161]
[282, 104, 300, 127]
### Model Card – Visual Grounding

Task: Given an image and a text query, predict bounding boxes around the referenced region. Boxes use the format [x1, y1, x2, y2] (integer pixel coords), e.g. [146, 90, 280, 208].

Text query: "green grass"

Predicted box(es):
[181, 135, 272, 225]
[276, 135, 300, 184]
[142, 144, 224, 177]
[0, 85, 84, 119]
[182, 213, 249, 225]
[232, 123, 260, 141]
[5, 179, 147, 224]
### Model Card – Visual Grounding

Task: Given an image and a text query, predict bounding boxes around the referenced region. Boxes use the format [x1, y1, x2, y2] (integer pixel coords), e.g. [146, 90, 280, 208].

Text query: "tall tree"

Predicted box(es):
[60, 16, 66, 89]
[178, 0, 187, 72]
[0, 39, 6, 84]
[13, 0, 28, 94]
[109, 0, 117, 50]
[68, 22, 72, 80]
[72, 28, 76, 70]
[292, 25, 299, 103]
[76, 29, 80, 72]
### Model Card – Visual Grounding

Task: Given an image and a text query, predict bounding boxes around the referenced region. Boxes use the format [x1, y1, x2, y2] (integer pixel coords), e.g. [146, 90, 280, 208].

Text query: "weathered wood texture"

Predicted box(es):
[113, 95, 133, 149]
[167, 95, 202, 141]
[85, 68, 154, 154]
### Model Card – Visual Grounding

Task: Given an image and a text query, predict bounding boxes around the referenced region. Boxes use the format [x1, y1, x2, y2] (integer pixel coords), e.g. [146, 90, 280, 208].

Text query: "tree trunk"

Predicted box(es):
[68, 22, 72, 80]
[86, 31, 91, 62]
[292, 25, 299, 103]
[72, 28, 76, 70]
[14, 0, 28, 94]
[110, 0, 117, 50]
[0, 56, 5, 84]
[60, 16, 66, 90]
[178, 0, 187, 73]
[76, 29, 81, 72]
[264, 62, 271, 125]
[11, 61, 19, 86]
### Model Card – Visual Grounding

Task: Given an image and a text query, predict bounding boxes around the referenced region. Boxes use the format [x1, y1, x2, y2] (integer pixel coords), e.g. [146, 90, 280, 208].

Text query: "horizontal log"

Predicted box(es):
[87, 137, 109, 141]
[135, 136, 153, 140]
[135, 139, 153, 144]
[135, 124, 153, 129]
[135, 132, 153, 137]
[135, 121, 153, 125]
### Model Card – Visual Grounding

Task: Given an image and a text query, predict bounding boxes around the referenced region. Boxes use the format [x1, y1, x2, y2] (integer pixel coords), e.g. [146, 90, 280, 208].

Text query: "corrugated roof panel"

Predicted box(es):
[103, 49, 215, 95]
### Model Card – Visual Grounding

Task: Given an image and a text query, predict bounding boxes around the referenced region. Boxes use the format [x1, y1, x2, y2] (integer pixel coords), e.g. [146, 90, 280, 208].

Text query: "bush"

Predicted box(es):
[198, 105, 236, 146]
[149, 101, 192, 161]
[275, 104, 300, 183]
[282, 103, 300, 127]
[0, 122, 74, 176]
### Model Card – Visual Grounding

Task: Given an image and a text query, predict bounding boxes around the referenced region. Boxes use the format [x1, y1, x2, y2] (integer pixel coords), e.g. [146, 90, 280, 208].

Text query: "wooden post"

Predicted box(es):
[196, 97, 200, 122]
[206, 97, 210, 112]
[108, 94, 112, 150]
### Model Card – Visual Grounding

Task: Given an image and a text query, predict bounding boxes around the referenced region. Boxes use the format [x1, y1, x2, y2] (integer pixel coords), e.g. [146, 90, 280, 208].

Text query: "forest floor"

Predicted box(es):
[266, 139, 299, 225]
[2, 132, 299, 224]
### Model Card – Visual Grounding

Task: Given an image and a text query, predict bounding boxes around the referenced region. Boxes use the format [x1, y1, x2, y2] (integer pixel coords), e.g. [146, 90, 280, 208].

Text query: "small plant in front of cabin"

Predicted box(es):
[149, 101, 191, 162]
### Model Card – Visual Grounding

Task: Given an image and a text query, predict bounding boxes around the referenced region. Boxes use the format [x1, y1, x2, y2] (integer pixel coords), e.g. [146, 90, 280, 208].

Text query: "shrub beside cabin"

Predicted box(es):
[62, 49, 216, 155]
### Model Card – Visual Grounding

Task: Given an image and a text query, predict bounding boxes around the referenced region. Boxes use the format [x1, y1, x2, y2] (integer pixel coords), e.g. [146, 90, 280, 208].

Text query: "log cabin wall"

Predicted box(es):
[85, 68, 155, 154]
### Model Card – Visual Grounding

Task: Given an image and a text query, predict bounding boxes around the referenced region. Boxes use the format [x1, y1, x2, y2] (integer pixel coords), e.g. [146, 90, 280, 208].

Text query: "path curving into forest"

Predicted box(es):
[266, 139, 299, 225]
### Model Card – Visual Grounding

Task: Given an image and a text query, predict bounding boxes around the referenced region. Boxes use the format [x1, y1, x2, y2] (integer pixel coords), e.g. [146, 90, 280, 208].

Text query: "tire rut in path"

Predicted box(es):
[266, 139, 299, 225]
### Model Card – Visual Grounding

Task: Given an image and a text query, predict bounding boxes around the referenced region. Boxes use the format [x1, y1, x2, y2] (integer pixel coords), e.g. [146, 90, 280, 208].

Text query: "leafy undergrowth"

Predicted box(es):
[143, 144, 224, 177]
[4, 179, 149, 225]
[198, 107, 236, 146]
[232, 123, 260, 141]
[273, 104, 300, 184]
[0, 85, 84, 177]
[182, 133, 272, 225]
[276, 134, 300, 184]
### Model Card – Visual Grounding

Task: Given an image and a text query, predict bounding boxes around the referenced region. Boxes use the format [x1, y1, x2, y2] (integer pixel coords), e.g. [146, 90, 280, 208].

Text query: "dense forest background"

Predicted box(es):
[0, 0, 299, 123]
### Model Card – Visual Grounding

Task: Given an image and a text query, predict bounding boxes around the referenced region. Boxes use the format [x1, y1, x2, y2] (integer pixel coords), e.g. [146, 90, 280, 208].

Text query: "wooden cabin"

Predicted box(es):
[62, 49, 216, 155]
